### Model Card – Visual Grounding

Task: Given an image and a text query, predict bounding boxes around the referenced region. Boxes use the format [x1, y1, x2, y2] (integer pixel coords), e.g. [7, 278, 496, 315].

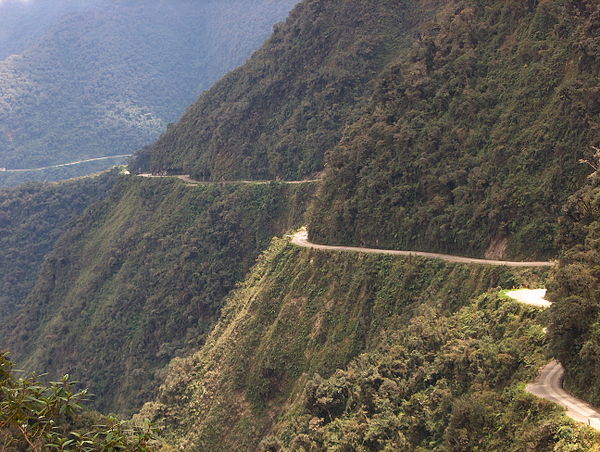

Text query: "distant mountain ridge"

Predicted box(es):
[0, 0, 298, 183]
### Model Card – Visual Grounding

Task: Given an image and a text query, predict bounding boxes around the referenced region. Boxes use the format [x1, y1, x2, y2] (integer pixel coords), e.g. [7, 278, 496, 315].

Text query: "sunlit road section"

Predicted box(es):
[527, 361, 600, 430]
[505, 288, 552, 308]
[291, 229, 553, 267]
[505, 289, 600, 431]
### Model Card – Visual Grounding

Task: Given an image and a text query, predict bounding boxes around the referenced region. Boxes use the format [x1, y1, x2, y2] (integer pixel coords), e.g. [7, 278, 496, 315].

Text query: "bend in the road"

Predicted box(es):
[291, 234, 599, 431]
[527, 361, 600, 431]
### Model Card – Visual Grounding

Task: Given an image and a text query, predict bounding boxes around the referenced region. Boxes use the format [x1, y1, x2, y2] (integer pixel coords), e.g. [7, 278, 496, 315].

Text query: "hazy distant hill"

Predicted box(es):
[0, 0, 297, 179]
[0, 0, 100, 59]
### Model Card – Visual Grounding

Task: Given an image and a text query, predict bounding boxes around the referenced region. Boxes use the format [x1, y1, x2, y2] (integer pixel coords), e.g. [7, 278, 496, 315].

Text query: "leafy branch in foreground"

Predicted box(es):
[0, 353, 159, 451]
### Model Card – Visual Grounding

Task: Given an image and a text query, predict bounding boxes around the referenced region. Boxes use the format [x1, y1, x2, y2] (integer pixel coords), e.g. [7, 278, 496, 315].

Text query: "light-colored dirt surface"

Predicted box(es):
[505, 288, 552, 307]
[291, 234, 599, 430]
[137, 174, 320, 185]
[290, 230, 553, 267]
[5, 154, 131, 172]
[527, 361, 600, 431]
[506, 289, 600, 431]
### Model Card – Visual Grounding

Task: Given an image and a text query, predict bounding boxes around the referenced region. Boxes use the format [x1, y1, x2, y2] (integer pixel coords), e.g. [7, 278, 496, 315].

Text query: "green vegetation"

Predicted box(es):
[3, 177, 315, 416]
[309, 0, 600, 260]
[138, 238, 593, 451]
[136, 0, 422, 180]
[0, 172, 117, 320]
[138, 0, 598, 260]
[0, 0, 598, 448]
[0, 158, 128, 188]
[0, 0, 99, 59]
[547, 150, 600, 407]
[0, 353, 159, 451]
[0, 0, 297, 180]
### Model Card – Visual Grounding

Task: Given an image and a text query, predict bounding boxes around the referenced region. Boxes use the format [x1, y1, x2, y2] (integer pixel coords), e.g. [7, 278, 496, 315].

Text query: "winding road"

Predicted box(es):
[137, 173, 321, 185]
[290, 230, 553, 267]
[291, 232, 599, 431]
[3, 154, 131, 172]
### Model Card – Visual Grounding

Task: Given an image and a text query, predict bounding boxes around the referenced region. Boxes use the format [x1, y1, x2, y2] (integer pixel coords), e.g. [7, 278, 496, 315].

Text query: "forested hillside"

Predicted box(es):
[3, 177, 315, 415]
[0, 172, 117, 319]
[309, 0, 600, 260]
[547, 150, 600, 407]
[0, 0, 297, 183]
[1, 0, 599, 449]
[136, 0, 424, 179]
[140, 238, 597, 451]
[0, 0, 99, 59]
[140, 0, 599, 261]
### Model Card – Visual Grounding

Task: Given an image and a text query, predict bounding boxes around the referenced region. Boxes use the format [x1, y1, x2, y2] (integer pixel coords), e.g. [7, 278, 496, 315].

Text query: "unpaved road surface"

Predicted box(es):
[5, 154, 131, 172]
[505, 288, 552, 307]
[527, 361, 600, 430]
[505, 289, 600, 431]
[291, 230, 553, 267]
[138, 174, 320, 185]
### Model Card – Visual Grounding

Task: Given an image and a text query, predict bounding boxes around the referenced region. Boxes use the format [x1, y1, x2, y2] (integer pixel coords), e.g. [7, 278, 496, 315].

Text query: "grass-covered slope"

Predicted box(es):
[0, 172, 117, 320]
[137, 238, 594, 451]
[3, 177, 315, 416]
[138, 0, 423, 180]
[0, 0, 297, 176]
[309, 0, 600, 261]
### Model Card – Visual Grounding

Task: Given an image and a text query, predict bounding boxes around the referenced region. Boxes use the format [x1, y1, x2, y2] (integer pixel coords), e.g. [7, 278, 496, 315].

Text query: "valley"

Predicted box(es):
[1, 0, 599, 450]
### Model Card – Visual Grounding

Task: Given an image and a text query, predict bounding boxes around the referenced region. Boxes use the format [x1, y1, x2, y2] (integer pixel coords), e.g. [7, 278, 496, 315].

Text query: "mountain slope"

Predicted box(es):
[137, 0, 424, 180]
[0, 172, 117, 319]
[138, 0, 599, 260]
[308, 0, 600, 261]
[547, 151, 600, 407]
[0, 0, 297, 178]
[3, 177, 314, 415]
[139, 238, 598, 451]
[0, 0, 99, 59]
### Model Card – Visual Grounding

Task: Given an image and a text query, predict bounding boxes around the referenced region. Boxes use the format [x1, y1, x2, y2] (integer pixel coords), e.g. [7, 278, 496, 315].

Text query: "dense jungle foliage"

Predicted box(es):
[2, 177, 315, 416]
[547, 150, 600, 408]
[141, 0, 599, 261]
[140, 238, 599, 451]
[137, 0, 425, 180]
[0, 172, 117, 320]
[0, 354, 159, 451]
[0, 0, 297, 179]
[309, 0, 600, 261]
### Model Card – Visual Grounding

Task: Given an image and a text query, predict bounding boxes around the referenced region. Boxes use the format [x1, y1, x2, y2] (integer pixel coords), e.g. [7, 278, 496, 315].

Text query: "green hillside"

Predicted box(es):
[547, 150, 600, 407]
[136, 0, 424, 180]
[139, 0, 599, 260]
[0, 0, 99, 59]
[0, 0, 297, 177]
[0, 0, 599, 449]
[309, 0, 600, 260]
[140, 238, 597, 451]
[0, 172, 117, 319]
[3, 177, 314, 416]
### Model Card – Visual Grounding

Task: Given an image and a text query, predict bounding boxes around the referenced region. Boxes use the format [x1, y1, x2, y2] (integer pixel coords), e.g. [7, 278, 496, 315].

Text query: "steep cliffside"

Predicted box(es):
[309, 0, 600, 260]
[140, 238, 597, 450]
[3, 177, 314, 415]
[0, 172, 117, 319]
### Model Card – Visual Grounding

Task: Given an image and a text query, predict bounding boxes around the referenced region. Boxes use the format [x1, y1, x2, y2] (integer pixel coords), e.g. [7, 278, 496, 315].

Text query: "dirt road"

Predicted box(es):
[4, 154, 131, 172]
[137, 174, 320, 185]
[290, 230, 553, 267]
